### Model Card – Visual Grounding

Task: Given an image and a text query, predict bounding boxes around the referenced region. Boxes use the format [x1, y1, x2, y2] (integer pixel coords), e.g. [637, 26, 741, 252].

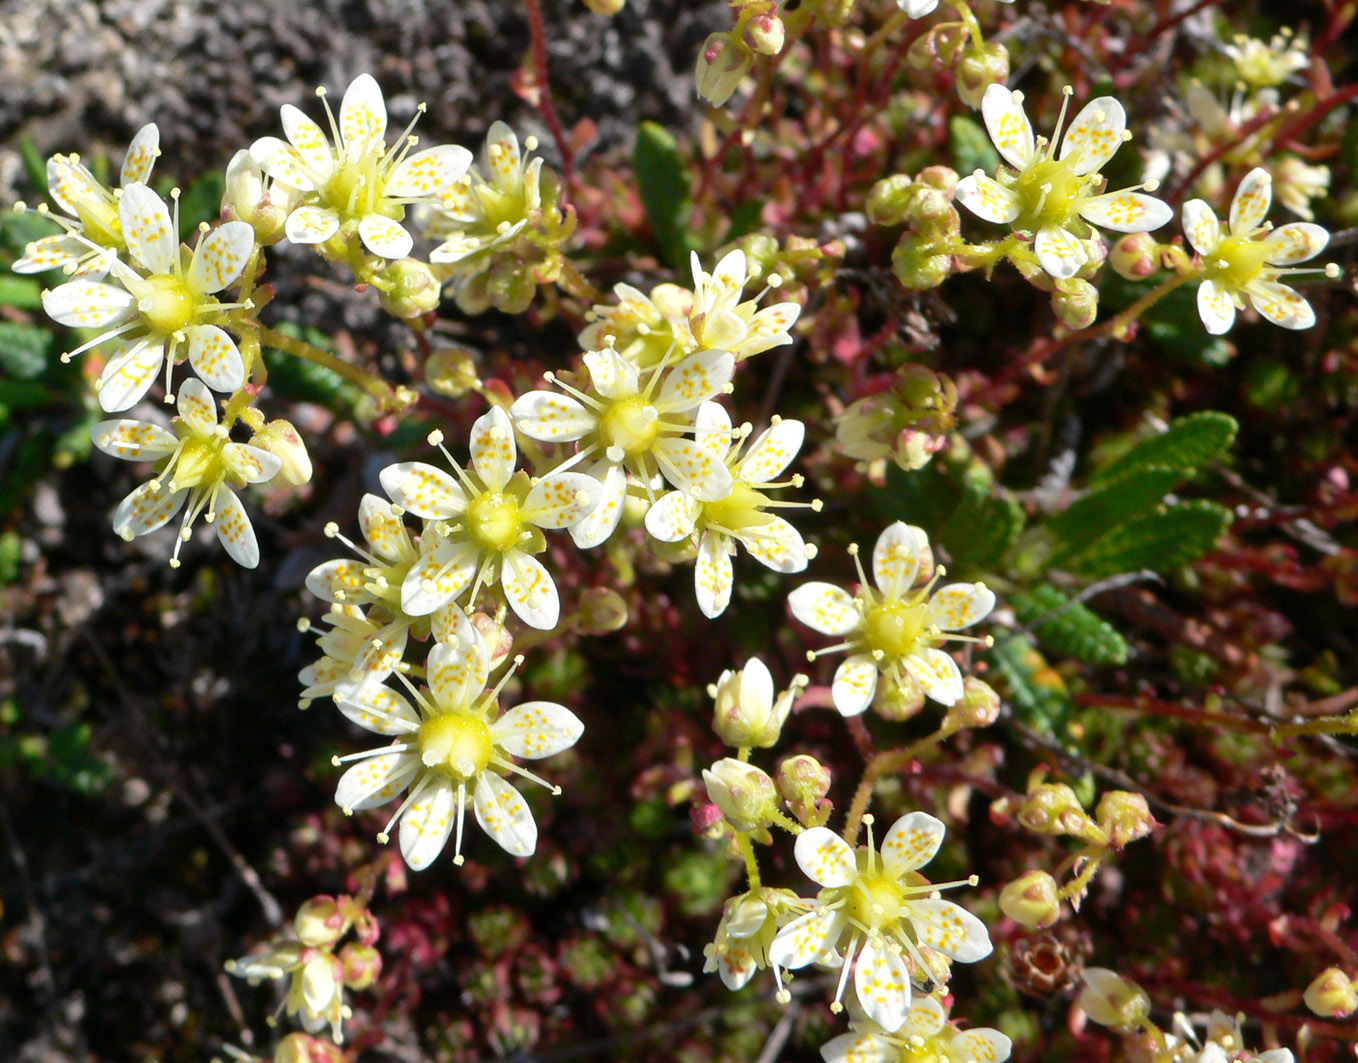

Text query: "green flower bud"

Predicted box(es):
[873, 670, 925, 721]
[250, 419, 313, 488]
[1304, 967, 1358, 1018]
[892, 232, 952, 290]
[1095, 790, 1156, 849]
[338, 942, 383, 990]
[1079, 968, 1151, 1030]
[907, 22, 967, 72]
[378, 258, 442, 319]
[487, 260, 538, 315]
[425, 347, 482, 398]
[1108, 233, 1159, 280]
[222, 149, 298, 246]
[294, 895, 348, 947]
[746, 12, 785, 56]
[583, 0, 625, 14]
[577, 587, 628, 634]
[775, 753, 831, 825]
[945, 677, 1001, 730]
[696, 32, 752, 107]
[867, 175, 915, 227]
[1019, 783, 1108, 845]
[998, 869, 1061, 928]
[956, 41, 1010, 109]
[702, 758, 779, 832]
[1051, 278, 1099, 330]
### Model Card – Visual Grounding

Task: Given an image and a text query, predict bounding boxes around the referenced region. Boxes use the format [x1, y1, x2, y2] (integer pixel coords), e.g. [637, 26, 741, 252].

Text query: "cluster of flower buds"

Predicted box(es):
[835, 364, 958, 476]
[905, 6, 1013, 109]
[868, 167, 962, 292]
[693, 0, 788, 107]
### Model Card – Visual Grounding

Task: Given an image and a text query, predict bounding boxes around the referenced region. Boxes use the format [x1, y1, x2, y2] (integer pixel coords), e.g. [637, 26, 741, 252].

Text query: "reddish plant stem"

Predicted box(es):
[523, 0, 574, 180]
[1074, 693, 1270, 734]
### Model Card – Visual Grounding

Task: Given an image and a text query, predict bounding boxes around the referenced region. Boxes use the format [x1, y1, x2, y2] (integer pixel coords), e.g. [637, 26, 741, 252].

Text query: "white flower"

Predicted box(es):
[379, 405, 601, 629]
[331, 614, 583, 869]
[709, 656, 806, 749]
[510, 345, 737, 548]
[703, 887, 809, 990]
[1184, 167, 1334, 334]
[687, 249, 801, 361]
[13, 123, 159, 277]
[1223, 30, 1309, 90]
[90, 378, 280, 568]
[821, 996, 1012, 1063]
[41, 183, 255, 412]
[895, 0, 1011, 17]
[955, 84, 1172, 279]
[227, 941, 349, 1042]
[788, 523, 993, 715]
[768, 812, 991, 1031]
[298, 603, 407, 708]
[578, 279, 696, 368]
[646, 404, 816, 617]
[251, 73, 472, 259]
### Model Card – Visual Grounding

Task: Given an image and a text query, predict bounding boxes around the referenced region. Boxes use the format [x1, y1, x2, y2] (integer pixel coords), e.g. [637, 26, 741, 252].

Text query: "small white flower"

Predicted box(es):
[251, 73, 472, 259]
[895, 0, 1011, 17]
[298, 604, 408, 708]
[688, 249, 801, 360]
[646, 405, 816, 618]
[379, 405, 601, 629]
[1222, 30, 1309, 90]
[955, 84, 1172, 279]
[227, 941, 349, 1042]
[41, 183, 255, 412]
[820, 996, 1012, 1063]
[768, 812, 991, 1031]
[90, 378, 280, 568]
[709, 655, 806, 749]
[1184, 167, 1334, 334]
[703, 887, 809, 990]
[789, 522, 993, 715]
[331, 615, 583, 869]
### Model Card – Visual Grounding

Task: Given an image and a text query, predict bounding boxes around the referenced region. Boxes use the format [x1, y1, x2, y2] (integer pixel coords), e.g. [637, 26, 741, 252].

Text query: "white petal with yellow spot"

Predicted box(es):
[491, 701, 583, 759]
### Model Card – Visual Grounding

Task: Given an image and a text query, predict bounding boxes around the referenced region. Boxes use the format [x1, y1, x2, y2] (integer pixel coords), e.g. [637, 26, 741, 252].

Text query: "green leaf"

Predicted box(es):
[1010, 584, 1129, 666]
[0, 321, 53, 379]
[1094, 411, 1238, 483]
[19, 137, 47, 196]
[261, 346, 362, 412]
[1047, 465, 1186, 556]
[634, 122, 695, 268]
[0, 274, 44, 310]
[949, 115, 1000, 177]
[991, 635, 1074, 737]
[1068, 500, 1233, 578]
[940, 488, 1024, 568]
[178, 171, 225, 237]
[725, 198, 765, 242]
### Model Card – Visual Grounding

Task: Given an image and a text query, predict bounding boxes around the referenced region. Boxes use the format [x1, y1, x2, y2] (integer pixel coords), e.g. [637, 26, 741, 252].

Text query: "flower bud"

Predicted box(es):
[577, 587, 628, 634]
[1051, 278, 1099, 330]
[1018, 783, 1108, 845]
[294, 895, 348, 947]
[892, 232, 952, 290]
[1079, 967, 1151, 1030]
[867, 175, 915, 227]
[907, 22, 967, 72]
[956, 41, 1010, 109]
[702, 759, 779, 832]
[582, 0, 625, 14]
[998, 869, 1061, 928]
[1095, 791, 1156, 849]
[488, 260, 539, 315]
[1275, 156, 1330, 220]
[691, 800, 726, 834]
[746, 13, 785, 56]
[250, 419, 313, 487]
[776, 753, 831, 825]
[1108, 233, 1159, 280]
[379, 258, 442, 319]
[696, 32, 752, 107]
[223, 149, 298, 246]
[425, 346, 481, 398]
[873, 670, 926, 721]
[711, 657, 800, 748]
[1304, 967, 1358, 1018]
[470, 612, 514, 669]
[818, 0, 854, 25]
[945, 677, 1001, 730]
[338, 941, 383, 990]
[274, 1033, 341, 1063]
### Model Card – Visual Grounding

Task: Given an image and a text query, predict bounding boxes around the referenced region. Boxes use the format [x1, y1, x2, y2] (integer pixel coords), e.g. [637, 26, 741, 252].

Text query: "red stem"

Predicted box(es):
[523, 0, 574, 180]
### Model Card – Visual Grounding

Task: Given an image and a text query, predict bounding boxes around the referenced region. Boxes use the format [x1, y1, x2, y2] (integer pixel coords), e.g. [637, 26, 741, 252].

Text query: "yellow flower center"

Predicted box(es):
[326, 154, 400, 222]
[1206, 233, 1273, 290]
[418, 712, 494, 779]
[864, 599, 930, 659]
[1014, 157, 1088, 230]
[846, 869, 907, 930]
[597, 396, 660, 457]
[701, 482, 772, 533]
[165, 432, 225, 491]
[466, 491, 523, 553]
[141, 274, 197, 335]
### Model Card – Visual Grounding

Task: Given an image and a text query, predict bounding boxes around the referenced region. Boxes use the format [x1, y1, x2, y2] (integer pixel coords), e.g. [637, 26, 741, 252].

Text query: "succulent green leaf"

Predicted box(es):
[942, 487, 1025, 568]
[0, 321, 53, 380]
[634, 121, 696, 268]
[950, 115, 1000, 177]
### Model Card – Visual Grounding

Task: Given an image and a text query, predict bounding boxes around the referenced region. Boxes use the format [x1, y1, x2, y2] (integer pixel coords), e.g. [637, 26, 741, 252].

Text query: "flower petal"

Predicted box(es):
[1181, 199, 1222, 256]
[91, 418, 177, 461]
[873, 522, 927, 599]
[12, 234, 86, 275]
[305, 559, 367, 604]
[522, 471, 602, 529]
[654, 437, 734, 502]
[1059, 96, 1127, 175]
[174, 377, 218, 432]
[469, 405, 517, 492]
[401, 538, 476, 616]
[740, 515, 808, 574]
[502, 549, 560, 629]
[387, 144, 474, 198]
[189, 221, 254, 293]
[980, 84, 1034, 169]
[510, 390, 593, 442]
[334, 678, 421, 735]
[380, 461, 467, 519]
[473, 771, 537, 857]
[819, 1031, 895, 1063]
[788, 581, 859, 635]
[738, 418, 804, 483]
[954, 173, 1022, 224]
[656, 349, 736, 411]
[286, 205, 341, 245]
[901, 994, 948, 1039]
[97, 340, 165, 413]
[854, 937, 913, 1033]
[902, 647, 964, 705]
[186, 325, 245, 393]
[645, 489, 700, 542]
[214, 486, 260, 568]
[358, 214, 414, 260]
[1078, 190, 1173, 234]
[399, 779, 458, 871]
[715, 939, 760, 991]
[740, 302, 800, 358]
[739, 658, 775, 715]
[359, 492, 412, 561]
[1246, 279, 1315, 330]
[222, 442, 282, 485]
[693, 400, 735, 463]
[120, 123, 160, 186]
[570, 461, 628, 548]
[483, 121, 522, 191]
[249, 136, 318, 191]
[951, 1029, 1012, 1063]
[908, 897, 992, 962]
[113, 479, 186, 538]
[354, 621, 407, 679]
[119, 182, 177, 274]
[926, 582, 995, 630]
[582, 346, 640, 400]
[1034, 226, 1088, 279]
[339, 73, 388, 149]
[769, 905, 846, 970]
[1263, 222, 1328, 265]
[335, 750, 417, 812]
[279, 104, 335, 180]
[430, 601, 473, 646]
[795, 826, 858, 887]
[881, 811, 946, 873]
[427, 634, 491, 711]
[1196, 278, 1237, 335]
[492, 701, 584, 759]
[695, 531, 734, 619]
[832, 653, 879, 717]
[42, 280, 135, 329]
[1229, 167, 1273, 235]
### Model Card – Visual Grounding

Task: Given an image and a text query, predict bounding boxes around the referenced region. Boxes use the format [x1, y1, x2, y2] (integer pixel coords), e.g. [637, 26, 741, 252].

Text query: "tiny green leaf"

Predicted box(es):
[1068, 500, 1233, 578]
[634, 122, 696, 268]
[991, 635, 1074, 737]
[0, 321, 53, 379]
[1010, 584, 1129, 667]
[950, 115, 1000, 177]
[1047, 465, 1186, 557]
[1094, 411, 1238, 483]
